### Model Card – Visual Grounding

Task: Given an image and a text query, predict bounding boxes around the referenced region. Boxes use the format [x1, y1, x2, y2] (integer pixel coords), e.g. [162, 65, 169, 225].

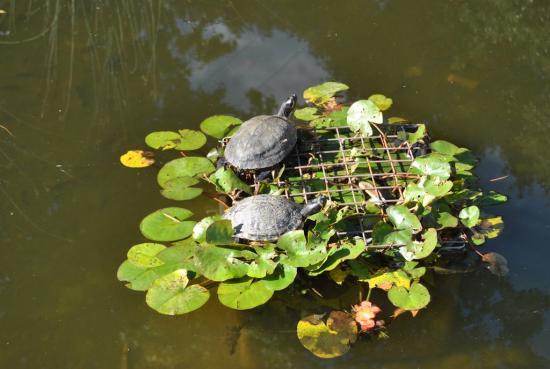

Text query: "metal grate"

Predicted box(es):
[223, 124, 467, 251]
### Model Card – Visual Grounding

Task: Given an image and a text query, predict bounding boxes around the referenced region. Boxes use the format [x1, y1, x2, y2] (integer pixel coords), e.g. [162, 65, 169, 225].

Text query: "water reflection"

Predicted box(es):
[1, 1, 550, 368]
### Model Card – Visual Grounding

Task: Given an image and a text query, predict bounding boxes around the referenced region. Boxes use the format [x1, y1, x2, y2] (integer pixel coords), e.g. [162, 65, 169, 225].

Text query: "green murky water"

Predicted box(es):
[1, 1, 549, 368]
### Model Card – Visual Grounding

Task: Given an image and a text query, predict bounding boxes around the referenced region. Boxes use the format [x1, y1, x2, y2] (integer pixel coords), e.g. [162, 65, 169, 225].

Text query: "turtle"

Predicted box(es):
[221, 94, 298, 181]
[223, 194, 327, 241]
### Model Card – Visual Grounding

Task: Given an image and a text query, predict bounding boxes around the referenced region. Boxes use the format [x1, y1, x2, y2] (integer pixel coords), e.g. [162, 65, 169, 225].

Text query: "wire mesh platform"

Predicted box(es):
[223, 124, 467, 251]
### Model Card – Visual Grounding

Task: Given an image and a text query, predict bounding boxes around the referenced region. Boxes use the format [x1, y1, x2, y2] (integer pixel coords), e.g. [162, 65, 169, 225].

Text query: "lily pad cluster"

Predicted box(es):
[118, 81, 507, 359]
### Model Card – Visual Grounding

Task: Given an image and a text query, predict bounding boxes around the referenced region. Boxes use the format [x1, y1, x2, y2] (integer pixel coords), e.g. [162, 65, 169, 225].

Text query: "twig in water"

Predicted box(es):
[489, 175, 509, 182]
[0, 124, 14, 137]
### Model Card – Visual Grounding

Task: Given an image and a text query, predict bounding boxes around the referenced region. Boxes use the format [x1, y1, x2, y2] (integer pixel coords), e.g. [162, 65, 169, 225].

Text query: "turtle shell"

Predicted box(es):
[223, 195, 303, 241]
[224, 115, 297, 170]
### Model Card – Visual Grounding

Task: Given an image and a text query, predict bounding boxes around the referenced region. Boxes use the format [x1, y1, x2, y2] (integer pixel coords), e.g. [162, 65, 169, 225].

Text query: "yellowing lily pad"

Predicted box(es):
[120, 150, 155, 168]
[368, 94, 393, 111]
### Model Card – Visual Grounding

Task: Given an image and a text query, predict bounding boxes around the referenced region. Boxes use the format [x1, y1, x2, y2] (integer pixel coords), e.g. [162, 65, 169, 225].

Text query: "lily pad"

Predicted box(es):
[176, 129, 207, 150]
[347, 100, 383, 136]
[205, 220, 235, 245]
[259, 263, 297, 291]
[277, 230, 327, 267]
[160, 176, 203, 201]
[140, 207, 196, 242]
[297, 311, 358, 359]
[120, 150, 155, 168]
[246, 244, 278, 279]
[194, 245, 253, 281]
[399, 228, 438, 261]
[475, 191, 508, 206]
[145, 269, 210, 315]
[387, 205, 422, 233]
[145, 131, 182, 150]
[117, 260, 188, 291]
[368, 94, 393, 111]
[366, 269, 411, 290]
[294, 107, 320, 121]
[217, 276, 274, 310]
[127, 243, 167, 268]
[459, 205, 480, 228]
[200, 115, 242, 139]
[303, 82, 349, 105]
[410, 154, 451, 180]
[308, 240, 365, 276]
[208, 167, 251, 194]
[192, 215, 222, 243]
[388, 282, 430, 310]
[157, 157, 215, 187]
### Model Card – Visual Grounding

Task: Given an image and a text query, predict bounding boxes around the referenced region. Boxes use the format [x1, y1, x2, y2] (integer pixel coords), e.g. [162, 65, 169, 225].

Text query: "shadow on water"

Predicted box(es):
[0, 1, 550, 368]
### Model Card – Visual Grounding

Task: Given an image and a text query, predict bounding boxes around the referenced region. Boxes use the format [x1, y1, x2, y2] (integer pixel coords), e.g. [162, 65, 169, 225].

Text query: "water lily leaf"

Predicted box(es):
[387, 205, 422, 233]
[205, 220, 235, 245]
[366, 269, 411, 290]
[303, 82, 349, 105]
[398, 124, 426, 145]
[471, 216, 504, 245]
[327, 107, 349, 126]
[459, 205, 480, 228]
[368, 94, 393, 111]
[246, 244, 278, 279]
[297, 311, 358, 359]
[403, 261, 427, 279]
[192, 215, 222, 243]
[329, 266, 350, 285]
[145, 131, 182, 150]
[278, 231, 328, 268]
[423, 202, 458, 229]
[410, 154, 451, 180]
[200, 115, 242, 139]
[399, 228, 438, 261]
[146, 269, 209, 315]
[382, 229, 413, 246]
[157, 157, 215, 187]
[430, 140, 461, 156]
[176, 129, 207, 150]
[117, 260, 187, 291]
[160, 176, 203, 201]
[259, 263, 297, 291]
[120, 150, 154, 168]
[475, 191, 508, 206]
[127, 243, 166, 268]
[140, 207, 196, 242]
[481, 252, 509, 276]
[208, 167, 251, 194]
[206, 147, 221, 162]
[294, 107, 320, 121]
[157, 242, 198, 272]
[388, 282, 430, 310]
[347, 100, 382, 136]
[308, 240, 365, 276]
[194, 245, 253, 281]
[372, 222, 394, 244]
[217, 276, 274, 310]
[404, 176, 453, 206]
[388, 116, 408, 124]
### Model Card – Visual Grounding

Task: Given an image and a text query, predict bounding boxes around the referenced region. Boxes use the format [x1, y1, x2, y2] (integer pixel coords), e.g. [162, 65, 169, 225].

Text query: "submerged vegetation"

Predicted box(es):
[118, 82, 507, 358]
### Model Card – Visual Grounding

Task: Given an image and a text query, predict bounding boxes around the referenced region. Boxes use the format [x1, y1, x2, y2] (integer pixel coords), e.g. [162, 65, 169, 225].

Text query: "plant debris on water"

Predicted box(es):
[118, 82, 508, 358]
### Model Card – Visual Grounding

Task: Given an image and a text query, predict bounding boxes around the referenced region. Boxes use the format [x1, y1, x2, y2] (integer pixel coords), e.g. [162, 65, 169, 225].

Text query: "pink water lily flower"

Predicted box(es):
[353, 301, 382, 331]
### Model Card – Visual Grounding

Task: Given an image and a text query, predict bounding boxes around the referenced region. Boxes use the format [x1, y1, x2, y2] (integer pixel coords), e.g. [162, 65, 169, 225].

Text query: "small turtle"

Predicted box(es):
[221, 94, 298, 180]
[223, 194, 327, 241]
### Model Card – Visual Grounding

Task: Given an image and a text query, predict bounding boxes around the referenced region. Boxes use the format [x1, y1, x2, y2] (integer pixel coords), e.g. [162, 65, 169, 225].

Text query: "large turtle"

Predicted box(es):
[223, 194, 327, 241]
[222, 94, 298, 179]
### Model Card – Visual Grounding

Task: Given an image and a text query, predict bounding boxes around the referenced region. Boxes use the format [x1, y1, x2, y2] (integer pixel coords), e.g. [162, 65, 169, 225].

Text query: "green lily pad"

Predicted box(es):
[347, 100, 382, 136]
[388, 282, 430, 310]
[127, 243, 166, 268]
[194, 245, 253, 281]
[205, 219, 235, 245]
[200, 115, 242, 139]
[160, 176, 203, 201]
[459, 205, 480, 228]
[382, 229, 413, 246]
[429, 140, 462, 156]
[176, 129, 207, 150]
[387, 205, 422, 233]
[475, 191, 508, 206]
[410, 154, 451, 180]
[399, 228, 438, 261]
[117, 260, 188, 291]
[303, 82, 349, 105]
[217, 276, 274, 310]
[192, 215, 222, 243]
[246, 244, 278, 279]
[145, 269, 209, 315]
[404, 176, 453, 206]
[297, 311, 358, 359]
[259, 263, 297, 291]
[145, 131, 182, 150]
[277, 230, 327, 267]
[140, 207, 196, 242]
[327, 107, 349, 126]
[472, 216, 504, 245]
[368, 94, 393, 111]
[308, 240, 365, 276]
[157, 157, 215, 187]
[208, 167, 251, 194]
[294, 107, 320, 121]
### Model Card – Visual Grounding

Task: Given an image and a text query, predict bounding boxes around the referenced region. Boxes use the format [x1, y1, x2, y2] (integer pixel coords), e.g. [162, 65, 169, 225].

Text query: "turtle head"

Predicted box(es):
[300, 195, 328, 217]
[277, 93, 297, 119]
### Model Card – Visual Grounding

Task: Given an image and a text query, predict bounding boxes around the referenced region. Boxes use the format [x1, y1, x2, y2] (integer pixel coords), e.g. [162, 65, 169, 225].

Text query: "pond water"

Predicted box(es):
[1, 1, 549, 368]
